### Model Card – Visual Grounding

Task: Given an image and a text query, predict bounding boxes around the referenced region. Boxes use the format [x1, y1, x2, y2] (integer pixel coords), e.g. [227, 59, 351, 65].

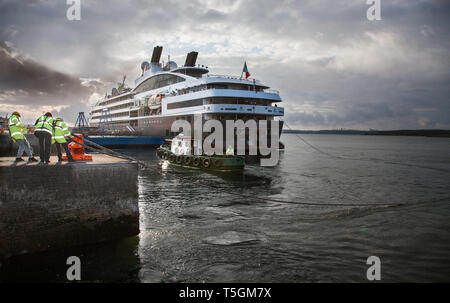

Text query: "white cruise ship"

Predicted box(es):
[88, 46, 284, 151]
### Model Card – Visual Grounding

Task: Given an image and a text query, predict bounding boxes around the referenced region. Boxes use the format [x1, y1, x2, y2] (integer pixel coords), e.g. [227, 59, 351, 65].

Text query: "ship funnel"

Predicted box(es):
[184, 51, 198, 67]
[151, 46, 163, 63]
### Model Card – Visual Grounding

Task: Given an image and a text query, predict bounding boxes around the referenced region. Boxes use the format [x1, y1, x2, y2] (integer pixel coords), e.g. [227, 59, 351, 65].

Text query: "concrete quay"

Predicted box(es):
[1, 133, 40, 157]
[0, 155, 139, 259]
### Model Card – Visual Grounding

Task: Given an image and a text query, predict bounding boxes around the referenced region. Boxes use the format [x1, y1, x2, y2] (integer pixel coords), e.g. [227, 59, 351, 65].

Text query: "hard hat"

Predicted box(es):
[12, 111, 21, 117]
[45, 112, 52, 117]
[56, 117, 63, 121]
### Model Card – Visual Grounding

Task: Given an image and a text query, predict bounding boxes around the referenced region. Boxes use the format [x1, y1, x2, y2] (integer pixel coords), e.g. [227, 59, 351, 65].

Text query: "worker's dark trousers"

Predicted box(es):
[34, 131, 52, 162]
[55, 142, 73, 160]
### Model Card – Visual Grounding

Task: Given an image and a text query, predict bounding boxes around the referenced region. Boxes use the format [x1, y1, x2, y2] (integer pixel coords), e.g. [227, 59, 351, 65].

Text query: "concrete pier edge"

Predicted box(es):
[0, 155, 140, 259]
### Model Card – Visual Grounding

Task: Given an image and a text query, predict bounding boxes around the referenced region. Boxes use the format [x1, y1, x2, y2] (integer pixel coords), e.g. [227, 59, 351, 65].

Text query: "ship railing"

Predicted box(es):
[264, 89, 280, 95]
[206, 74, 260, 83]
[168, 85, 208, 97]
[167, 86, 278, 98]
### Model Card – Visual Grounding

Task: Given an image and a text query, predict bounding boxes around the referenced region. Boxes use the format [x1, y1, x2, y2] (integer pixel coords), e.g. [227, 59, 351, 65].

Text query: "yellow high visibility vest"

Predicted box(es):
[35, 115, 54, 134]
[8, 114, 26, 142]
[52, 120, 72, 144]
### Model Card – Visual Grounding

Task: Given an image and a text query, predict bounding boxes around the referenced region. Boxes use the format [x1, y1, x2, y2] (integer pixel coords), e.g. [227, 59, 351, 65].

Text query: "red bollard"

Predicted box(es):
[62, 133, 93, 161]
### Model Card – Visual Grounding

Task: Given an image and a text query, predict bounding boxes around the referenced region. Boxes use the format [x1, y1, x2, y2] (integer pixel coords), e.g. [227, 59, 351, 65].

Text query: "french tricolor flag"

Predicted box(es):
[242, 62, 251, 79]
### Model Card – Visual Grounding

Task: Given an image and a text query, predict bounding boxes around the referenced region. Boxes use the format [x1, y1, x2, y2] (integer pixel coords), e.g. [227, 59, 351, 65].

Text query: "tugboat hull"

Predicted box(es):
[157, 146, 245, 171]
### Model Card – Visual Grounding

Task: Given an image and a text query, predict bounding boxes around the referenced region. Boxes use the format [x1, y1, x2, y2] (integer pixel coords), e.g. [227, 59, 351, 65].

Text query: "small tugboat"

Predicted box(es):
[157, 134, 245, 171]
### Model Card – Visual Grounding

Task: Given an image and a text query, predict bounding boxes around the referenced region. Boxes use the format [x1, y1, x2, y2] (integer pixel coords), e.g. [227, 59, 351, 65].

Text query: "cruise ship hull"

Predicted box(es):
[91, 114, 284, 153]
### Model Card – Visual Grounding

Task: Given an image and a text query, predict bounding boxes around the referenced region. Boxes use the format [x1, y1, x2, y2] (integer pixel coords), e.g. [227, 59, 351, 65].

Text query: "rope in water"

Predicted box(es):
[73, 135, 448, 208]
[152, 167, 450, 208]
[283, 122, 450, 173]
[150, 166, 409, 208]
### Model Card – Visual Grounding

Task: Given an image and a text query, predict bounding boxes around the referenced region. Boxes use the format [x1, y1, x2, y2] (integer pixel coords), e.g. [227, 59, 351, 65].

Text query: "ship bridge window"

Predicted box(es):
[167, 99, 204, 110]
[174, 68, 208, 78]
[208, 84, 228, 89]
[206, 83, 263, 91]
[206, 97, 272, 106]
[134, 74, 185, 93]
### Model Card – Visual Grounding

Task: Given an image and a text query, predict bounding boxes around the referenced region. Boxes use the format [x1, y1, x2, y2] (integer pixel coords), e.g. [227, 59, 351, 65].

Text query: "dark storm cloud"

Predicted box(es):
[0, 0, 448, 128]
[0, 40, 103, 123]
[0, 41, 90, 98]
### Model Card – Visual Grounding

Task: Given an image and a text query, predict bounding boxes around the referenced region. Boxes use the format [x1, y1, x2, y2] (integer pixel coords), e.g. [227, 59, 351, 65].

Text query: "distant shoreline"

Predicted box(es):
[282, 129, 450, 138]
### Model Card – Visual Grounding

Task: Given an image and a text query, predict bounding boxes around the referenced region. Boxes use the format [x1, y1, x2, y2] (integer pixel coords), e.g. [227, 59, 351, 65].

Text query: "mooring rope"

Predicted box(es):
[71, 134, 148, 167]
[147, 165, 412, 208]
[154, 166, 450, 208]
[283, 122, 450, 173]
[71, 135, 448, 208]
[283, 122, 343, 159]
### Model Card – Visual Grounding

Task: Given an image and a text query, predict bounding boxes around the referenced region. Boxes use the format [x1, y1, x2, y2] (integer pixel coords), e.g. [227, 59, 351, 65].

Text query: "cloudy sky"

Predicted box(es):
[0, 0, 449, 129]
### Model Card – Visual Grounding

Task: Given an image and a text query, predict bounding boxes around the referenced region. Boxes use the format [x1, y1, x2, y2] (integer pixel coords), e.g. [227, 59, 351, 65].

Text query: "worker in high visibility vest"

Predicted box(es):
[8, 111, 38, 163]
[34, 112, 54, 164]
[52, 118, 74, 162]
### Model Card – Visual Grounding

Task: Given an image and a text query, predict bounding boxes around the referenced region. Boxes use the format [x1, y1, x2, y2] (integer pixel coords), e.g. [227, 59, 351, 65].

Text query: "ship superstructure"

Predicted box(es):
[89, 46, 284, 150]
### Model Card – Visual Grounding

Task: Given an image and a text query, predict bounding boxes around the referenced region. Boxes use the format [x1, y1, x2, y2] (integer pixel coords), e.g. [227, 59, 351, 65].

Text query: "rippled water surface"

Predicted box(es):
[2, 134, 450, 282]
